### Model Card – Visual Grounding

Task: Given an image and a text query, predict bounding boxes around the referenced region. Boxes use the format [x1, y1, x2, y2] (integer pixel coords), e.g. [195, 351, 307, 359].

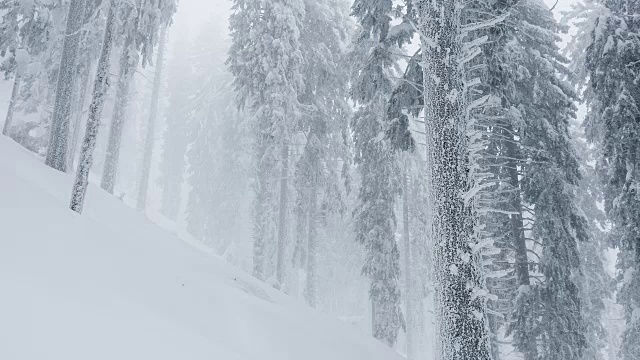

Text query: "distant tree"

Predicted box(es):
[292, 0, 352, 307]
[159, 27, 194, 222]
[228, 0, 305, 284]
[349, 0, 414, 347]
[101, 0, 177, 194]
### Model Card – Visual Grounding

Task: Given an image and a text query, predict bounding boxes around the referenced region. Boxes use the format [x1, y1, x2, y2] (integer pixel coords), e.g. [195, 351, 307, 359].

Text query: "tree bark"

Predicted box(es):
[46, 0, 88, 172]
[137, 27, 167, 211]
[70, 0, 118, 213]
[2, 74, 21, 137]
[416, 1, 491, 358]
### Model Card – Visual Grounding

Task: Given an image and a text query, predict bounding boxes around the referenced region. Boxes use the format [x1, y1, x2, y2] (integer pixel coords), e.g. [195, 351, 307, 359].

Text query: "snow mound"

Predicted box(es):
[0, 137, 400, 360]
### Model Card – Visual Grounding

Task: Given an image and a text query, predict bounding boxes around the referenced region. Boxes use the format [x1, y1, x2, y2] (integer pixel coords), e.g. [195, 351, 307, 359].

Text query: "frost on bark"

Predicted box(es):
[137, 27, 167, 212]
[45, 0, 88, 172]
[415, 0, 491, 358]
[228, 0, 304, 282]
[70, 0, 118, 213]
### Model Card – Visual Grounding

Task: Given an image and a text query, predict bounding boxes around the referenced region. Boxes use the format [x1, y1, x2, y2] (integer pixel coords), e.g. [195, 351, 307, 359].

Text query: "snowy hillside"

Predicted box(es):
[0, 137, 401, 360]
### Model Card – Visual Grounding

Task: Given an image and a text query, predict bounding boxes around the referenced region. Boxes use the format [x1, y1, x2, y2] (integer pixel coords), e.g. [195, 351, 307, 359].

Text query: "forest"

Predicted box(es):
[0, 0, 638, 359]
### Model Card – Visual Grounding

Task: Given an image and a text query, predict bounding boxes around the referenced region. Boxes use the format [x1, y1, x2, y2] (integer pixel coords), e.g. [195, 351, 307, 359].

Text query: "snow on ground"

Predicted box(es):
[0, 137, 401, 360]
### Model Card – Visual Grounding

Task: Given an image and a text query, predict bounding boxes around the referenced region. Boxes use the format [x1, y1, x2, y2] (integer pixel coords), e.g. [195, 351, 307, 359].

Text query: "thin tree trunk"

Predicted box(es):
[306, 179, 318, 307]
[2, 74, 21, 136]
[252, 142, 270, 280]
[68, 59, 92, 170]
[504, 125, 538, 360]
[70, 0, 118, 214]
[137, 27, 167, 211]
[276, 143, 290, 287]
[101, 0, 143, 194]
[402, 162, 414, 360]
[46, 0, 88, 172]
[417, 1, 491, 358]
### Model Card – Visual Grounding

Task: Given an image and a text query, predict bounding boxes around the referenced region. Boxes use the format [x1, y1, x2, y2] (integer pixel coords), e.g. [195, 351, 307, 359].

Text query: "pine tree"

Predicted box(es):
[45, 0, 88, 172]
[101, 0, 177, 194]
[228, 0, 305, 284]
[70, 0, 119, 213]
[159, 27, 194, 222]
[0, 0, 59, 138]
[585, 0, 640, 358]
[292, 0, 352, 307]
[350, 0, 411, 347]
[68, 0, 108, 170]
[477, 2, 589, 359]
[413, 0, 493, 357]
[184, 17, 251, 257]
[137, 26, 168, 211]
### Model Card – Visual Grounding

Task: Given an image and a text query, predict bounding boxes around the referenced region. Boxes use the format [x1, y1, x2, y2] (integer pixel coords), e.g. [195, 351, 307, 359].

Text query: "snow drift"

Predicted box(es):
[0, 137, 401, 360]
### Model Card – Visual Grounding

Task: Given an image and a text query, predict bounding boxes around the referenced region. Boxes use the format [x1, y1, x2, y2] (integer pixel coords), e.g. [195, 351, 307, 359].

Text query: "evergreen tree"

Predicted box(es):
[479, 2, 589, 359]
[0, 0, 61, 144]
[159, 27, 194, 222]
[413, 0, 493, 357]
[185, 18, 251, 258]
[137, 26, 168, 211]
[228, 0, 305, 284]
[292, 0, 352, 307]
[585, 0, 640, 357]
[45, 0, 88, 172]
[71, 0, 119, 213]
[101, 0, 177, 194]
[350, 0, 412, 347]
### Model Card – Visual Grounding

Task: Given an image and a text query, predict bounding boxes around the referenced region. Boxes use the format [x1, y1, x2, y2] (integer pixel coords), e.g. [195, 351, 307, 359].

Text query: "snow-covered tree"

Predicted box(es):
[101, 0, 177, 194]
[137, 26, 167, 211]
[159, 26, 194, 222]
[45, 0, 88, 172]
[228, 0, 305, 284]
[349, 0, 414, 347]
[71, 0, 119, 213]
[184, 17, 251, 261]
[584, 0, 640, 357]
[68, 0, 108, 170]
[0, 0, 60, 141]
[290, 0, 352, 307]
[476, 2, 589, 359]
[413, 0, 500, 357]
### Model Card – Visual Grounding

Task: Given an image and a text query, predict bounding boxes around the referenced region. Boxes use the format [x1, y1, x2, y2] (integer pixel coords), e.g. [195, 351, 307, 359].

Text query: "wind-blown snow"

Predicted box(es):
[0, 137, 401, 360]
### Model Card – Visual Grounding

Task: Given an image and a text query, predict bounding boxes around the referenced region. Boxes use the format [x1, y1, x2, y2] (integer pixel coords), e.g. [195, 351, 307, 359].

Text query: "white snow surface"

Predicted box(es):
[0, 137, 400, 360]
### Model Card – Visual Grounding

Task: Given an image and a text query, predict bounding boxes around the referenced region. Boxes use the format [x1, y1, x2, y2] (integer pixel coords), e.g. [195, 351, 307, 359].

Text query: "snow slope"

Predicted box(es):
[0, 137, 401, 360]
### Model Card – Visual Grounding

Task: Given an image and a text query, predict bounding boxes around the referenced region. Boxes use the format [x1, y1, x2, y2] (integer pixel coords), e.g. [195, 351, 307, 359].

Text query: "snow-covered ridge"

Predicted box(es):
[0, 137, 400, 360]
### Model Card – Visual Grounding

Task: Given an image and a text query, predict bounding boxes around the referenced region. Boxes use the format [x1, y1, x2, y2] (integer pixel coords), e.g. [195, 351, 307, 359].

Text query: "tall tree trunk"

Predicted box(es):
[417, 1, 491, 358]
[402, 163, 414, 360]
[2, 74, 21, 136]
[70, 0, 118, 214]
[503, 125, 538, 360]
[252, 139, 271, 281]
[137, 27, 167, 211]
[68, 59, 92, 171]
[101, 0, 143, 194]
[306, 178, 318, 307]
[46, 0, 88, 172]
[276, 144, 290, 287]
